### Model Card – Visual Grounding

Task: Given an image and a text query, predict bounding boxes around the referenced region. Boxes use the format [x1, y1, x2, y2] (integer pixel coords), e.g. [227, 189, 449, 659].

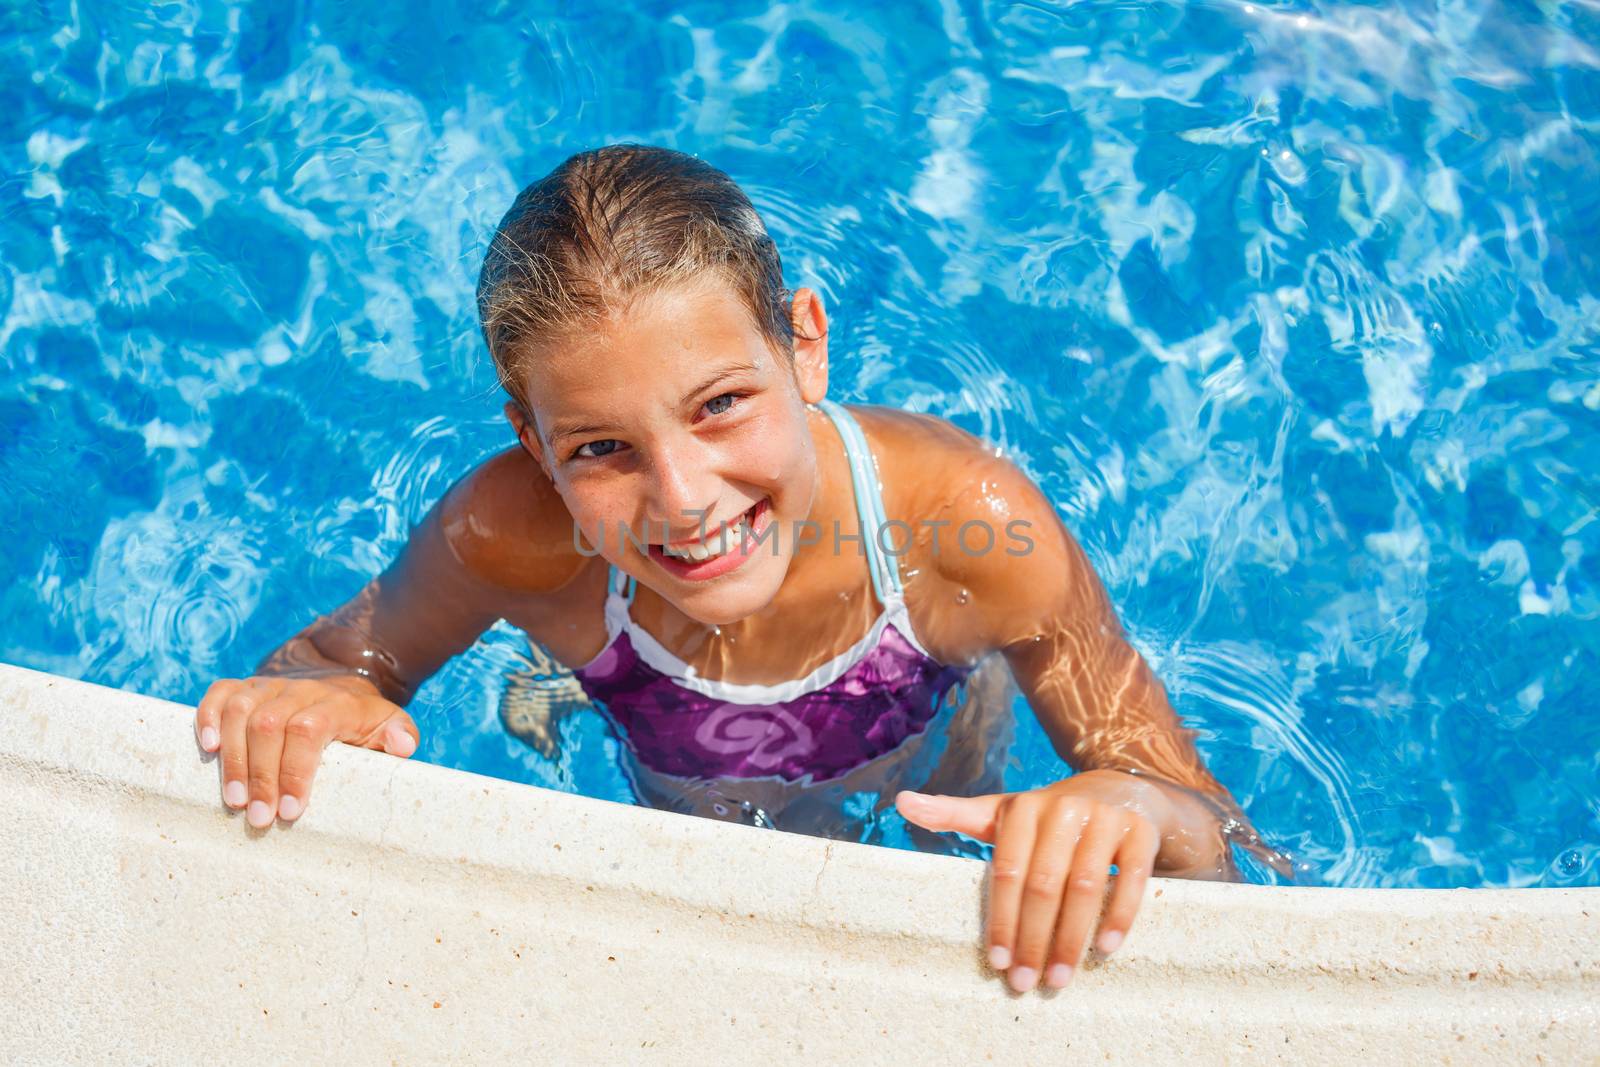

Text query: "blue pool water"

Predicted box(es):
[2, 1, 1597, 888]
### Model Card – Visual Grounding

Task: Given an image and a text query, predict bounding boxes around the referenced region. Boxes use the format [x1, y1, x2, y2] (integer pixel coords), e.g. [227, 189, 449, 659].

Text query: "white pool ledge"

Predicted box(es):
[2, 662, 1596, 1063]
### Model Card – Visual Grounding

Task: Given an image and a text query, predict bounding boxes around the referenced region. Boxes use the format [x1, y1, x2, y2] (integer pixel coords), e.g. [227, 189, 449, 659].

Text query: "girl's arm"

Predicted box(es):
[989, 515, 1281, 879]
[253, 484, 514, 706]
[194, 459, 550, 828]
[892, 435, 1290, 992]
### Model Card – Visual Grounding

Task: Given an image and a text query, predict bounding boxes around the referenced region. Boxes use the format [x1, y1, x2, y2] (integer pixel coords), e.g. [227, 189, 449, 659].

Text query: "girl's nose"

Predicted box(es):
[644, 439, 721, 529]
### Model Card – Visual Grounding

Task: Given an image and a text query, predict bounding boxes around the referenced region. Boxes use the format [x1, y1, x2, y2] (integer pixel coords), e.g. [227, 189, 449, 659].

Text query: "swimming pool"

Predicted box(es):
[2, 0, 1595, 889]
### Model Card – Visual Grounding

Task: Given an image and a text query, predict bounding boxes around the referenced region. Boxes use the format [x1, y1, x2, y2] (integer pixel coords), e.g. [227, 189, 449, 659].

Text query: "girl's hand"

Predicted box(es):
[895, 768, 1172, 993]
[194, 676, 420, 829]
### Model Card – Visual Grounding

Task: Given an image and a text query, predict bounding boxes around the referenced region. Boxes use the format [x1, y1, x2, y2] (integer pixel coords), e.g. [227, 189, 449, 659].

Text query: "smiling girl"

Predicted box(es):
[194, 144, 1292, 994]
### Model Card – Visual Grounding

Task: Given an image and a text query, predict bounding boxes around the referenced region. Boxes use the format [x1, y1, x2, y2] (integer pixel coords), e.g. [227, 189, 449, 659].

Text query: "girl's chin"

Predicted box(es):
[662, 556, 790, 626]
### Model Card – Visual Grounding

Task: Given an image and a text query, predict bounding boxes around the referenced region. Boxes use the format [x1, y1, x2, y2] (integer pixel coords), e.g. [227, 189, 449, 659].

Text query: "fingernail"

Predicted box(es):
[988, 945, 1011, 971]
[224, 780, 247, 808]
[1046, 964, 1074, 989]
[278, 794, 302, 821]
[199, 726, 218, 751]
[388, 726, 416, 757]
[247, 800, 273, 828]
[1098, 930, 1124, 955]
[1008, 966, 1038, 993]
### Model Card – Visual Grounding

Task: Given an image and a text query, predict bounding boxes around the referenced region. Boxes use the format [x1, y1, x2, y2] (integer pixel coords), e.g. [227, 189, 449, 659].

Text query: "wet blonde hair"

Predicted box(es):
[476, 144, 794, 412]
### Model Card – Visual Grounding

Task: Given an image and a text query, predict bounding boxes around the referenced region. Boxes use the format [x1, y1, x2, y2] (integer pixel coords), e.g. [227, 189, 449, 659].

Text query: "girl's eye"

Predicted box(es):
[572, 395, 739, 459]
[574, 439, 622, 459]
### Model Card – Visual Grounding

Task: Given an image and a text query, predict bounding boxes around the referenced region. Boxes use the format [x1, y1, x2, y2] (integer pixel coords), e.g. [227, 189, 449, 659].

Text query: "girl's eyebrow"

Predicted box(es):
[547, 419, 618, 446]
[680, 359, 759, 407]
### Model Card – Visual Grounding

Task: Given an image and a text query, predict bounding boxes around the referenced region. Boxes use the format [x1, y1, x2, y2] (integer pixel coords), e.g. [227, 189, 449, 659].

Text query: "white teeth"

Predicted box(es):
[661, 519, 749, 562]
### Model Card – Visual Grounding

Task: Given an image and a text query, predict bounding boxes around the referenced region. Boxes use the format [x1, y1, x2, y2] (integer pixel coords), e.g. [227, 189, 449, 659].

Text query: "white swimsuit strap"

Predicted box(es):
[816, 399, 903, 606]
[610, 563, 635, 600]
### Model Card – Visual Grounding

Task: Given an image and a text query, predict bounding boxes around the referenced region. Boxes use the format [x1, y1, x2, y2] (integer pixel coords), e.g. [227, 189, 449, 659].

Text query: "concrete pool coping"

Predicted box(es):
[2, 661, 1595, 1063]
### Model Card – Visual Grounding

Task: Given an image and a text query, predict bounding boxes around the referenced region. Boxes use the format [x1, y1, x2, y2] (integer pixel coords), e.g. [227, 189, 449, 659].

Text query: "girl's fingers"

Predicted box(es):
[1008, 796, 1088, 993]
[204, 677, 419, 829]
[339, 699, 419, 757]
[984, 793, 1041, 983]
[276, 704, 339, 823]
[895, 790, 1005, 842]
[243, 691, 298, 829]
[1044, 814, 1125, 989]
[376, 709, 419, 758]
[195, 679, 244, 753]
[1094, 817, 1160, 958]
[218, 679, 281, 811]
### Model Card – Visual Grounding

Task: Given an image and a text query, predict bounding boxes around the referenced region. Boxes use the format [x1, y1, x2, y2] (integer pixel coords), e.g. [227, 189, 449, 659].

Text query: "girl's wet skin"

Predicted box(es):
[231, 276, 1289, 962]
[199, 145, 1295, 998]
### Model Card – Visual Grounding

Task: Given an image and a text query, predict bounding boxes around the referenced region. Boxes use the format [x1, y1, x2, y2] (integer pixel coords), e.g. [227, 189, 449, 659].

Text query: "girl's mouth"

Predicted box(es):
[647, 498, 773, 582]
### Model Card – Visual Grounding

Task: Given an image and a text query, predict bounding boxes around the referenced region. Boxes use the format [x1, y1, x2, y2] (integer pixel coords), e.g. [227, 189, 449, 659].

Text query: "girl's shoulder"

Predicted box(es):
[846, 402, 1059, 569]
[845, 404, 1077, 661]
[434, 444, 593, 597]
[845, 404, 1034, 524]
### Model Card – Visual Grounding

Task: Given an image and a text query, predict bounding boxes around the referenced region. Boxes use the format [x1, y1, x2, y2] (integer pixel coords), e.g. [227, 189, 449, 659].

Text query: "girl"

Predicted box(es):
[194, 145, 1292, 995]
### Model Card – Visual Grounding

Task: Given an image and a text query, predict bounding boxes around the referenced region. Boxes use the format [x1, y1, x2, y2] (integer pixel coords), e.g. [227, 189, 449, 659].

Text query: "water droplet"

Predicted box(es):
[954, 589, 970, 606]
[1556, 848, 1582, 875]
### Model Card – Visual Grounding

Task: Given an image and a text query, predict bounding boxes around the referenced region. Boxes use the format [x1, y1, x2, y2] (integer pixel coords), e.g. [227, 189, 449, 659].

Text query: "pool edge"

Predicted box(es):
[2, 661, 1595, 1063]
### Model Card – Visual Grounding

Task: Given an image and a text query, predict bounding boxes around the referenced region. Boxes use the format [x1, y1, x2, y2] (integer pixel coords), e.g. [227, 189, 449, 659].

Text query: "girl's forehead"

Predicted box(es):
[522, 282, 781, 420]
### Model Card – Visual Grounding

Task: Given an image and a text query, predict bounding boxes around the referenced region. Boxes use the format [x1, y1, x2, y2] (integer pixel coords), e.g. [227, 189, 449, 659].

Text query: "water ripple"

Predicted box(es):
[2, 0, 1596, 887]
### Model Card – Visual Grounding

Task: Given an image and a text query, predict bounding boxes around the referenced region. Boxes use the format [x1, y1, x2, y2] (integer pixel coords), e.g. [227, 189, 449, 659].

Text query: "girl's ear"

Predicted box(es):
[503, 400, 552, 479]
[789, 287, 829, 405]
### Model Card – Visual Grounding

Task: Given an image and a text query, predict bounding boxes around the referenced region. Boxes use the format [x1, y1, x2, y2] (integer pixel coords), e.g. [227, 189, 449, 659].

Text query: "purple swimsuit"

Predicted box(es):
[572, 400, 973, 787]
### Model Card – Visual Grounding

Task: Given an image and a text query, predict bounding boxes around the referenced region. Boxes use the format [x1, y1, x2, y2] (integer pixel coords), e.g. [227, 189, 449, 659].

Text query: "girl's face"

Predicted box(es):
[510, 279, 829, 626]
